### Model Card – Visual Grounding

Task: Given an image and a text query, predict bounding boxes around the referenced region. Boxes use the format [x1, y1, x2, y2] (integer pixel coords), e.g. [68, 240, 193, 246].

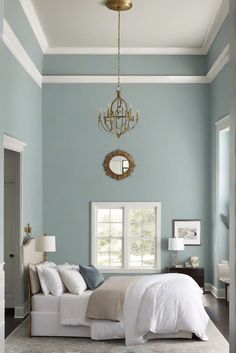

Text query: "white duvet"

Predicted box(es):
[61, 273, 209, 346]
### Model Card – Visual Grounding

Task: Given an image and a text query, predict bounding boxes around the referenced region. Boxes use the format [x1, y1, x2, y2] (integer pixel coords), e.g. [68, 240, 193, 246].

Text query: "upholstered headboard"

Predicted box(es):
[23, 237, 43, 266]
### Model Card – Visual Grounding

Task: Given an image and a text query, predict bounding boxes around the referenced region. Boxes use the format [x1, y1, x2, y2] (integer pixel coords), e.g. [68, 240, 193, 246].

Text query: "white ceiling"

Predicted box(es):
[30, 0, 223, 51]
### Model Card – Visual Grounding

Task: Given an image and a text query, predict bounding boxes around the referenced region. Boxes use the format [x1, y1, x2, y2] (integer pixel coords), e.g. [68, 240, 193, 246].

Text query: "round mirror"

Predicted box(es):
[103, 150, 135, 180]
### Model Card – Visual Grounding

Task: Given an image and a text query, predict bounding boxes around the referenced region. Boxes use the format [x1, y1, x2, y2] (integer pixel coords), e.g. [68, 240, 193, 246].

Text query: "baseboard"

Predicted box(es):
[14, 299, 29, 318]
[205, 283, 225, 299]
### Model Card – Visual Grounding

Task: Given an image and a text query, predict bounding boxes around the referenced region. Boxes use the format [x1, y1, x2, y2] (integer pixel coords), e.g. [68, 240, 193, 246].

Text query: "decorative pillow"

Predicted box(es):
[59, 269, 87, 295]
[36, 262, 56, 296]
[43, 267, 65, 296]
[79, 265, 104, 290]
[29, 264, 41, 294]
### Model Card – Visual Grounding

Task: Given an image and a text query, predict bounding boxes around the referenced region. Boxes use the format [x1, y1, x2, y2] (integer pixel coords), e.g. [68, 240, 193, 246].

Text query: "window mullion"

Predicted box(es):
[123, 206, 129, 269]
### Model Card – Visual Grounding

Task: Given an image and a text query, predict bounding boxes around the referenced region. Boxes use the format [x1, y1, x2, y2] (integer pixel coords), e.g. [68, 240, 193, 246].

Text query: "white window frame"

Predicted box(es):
[91, 202, 161, 273]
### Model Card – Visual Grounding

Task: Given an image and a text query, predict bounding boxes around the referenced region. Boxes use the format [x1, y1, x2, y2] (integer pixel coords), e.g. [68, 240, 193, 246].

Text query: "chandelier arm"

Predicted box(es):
[99, 117, 113, 133]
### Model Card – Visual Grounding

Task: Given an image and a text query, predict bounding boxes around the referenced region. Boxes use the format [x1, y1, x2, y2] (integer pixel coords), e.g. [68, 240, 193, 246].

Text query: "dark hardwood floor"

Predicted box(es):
[204, 293, 229, 341]
[5, 309, 25, 338]
[4, 294, 229, 341]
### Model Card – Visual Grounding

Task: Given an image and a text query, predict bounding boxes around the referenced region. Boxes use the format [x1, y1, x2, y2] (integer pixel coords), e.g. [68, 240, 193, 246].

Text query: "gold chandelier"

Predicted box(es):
[98, 0, 140, 138]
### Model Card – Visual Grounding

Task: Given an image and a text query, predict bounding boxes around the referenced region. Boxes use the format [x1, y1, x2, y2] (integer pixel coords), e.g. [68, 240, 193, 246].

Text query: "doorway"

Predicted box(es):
[4, 149, 20, 314]
[215, 115, 230, 299]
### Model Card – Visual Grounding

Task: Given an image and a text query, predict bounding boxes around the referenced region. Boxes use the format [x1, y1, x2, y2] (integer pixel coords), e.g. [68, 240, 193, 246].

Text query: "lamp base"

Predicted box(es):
[43, 252, 48, 262]
[171, 251, 180, 268]
[106, 0, 133, 11]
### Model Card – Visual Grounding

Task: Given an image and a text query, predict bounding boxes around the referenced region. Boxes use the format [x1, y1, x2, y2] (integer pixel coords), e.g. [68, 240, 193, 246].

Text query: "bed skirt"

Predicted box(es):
[30, 311, 192, 340]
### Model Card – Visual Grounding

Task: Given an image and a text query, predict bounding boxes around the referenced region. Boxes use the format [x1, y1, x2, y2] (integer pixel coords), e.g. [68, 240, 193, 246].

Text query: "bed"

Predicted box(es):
[29, 270, 209, 345]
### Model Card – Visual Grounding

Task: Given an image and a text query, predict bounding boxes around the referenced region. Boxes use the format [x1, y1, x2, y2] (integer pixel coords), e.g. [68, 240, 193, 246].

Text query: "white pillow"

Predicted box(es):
[57, 263, 79, 271]
[59, 269, 87, 295]
[36, 262, 56, 296]
[43, 267, 65, 296]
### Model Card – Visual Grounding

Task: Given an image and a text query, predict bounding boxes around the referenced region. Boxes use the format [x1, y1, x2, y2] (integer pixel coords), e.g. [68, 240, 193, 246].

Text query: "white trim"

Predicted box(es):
[215, 115, 230, 295]
[18, 0, 48, 53]
[207, 45, 230, 82]
[215, 114, 231, 128]
[202, 0, 229, 54]
[4, 135, 26, 153]
[205, 283, 226, 299]
[91, 202, 161, 272]
[45, 46, 205, 56]
[100, 268, 162, 274]
[2, 19, 42, 87]
[1, 19, 229, 86]
[43, 75, 209, 84]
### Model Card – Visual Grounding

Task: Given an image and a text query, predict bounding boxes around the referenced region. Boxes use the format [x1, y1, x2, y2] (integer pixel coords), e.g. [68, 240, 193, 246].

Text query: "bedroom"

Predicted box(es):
[0, 0, 235, 352]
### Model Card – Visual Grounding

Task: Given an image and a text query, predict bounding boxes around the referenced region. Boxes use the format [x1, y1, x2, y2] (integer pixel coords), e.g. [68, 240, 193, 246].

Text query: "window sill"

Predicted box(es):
[98, 268, 161, 274]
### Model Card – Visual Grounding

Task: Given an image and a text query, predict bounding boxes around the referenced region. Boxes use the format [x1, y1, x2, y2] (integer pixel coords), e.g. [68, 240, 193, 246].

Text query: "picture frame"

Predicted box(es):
[173, 220, 201, 245]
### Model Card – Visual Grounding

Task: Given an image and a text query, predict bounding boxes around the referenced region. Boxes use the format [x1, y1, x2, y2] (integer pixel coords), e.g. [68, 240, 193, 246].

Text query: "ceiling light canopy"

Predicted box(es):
[98, 0, 139, 138]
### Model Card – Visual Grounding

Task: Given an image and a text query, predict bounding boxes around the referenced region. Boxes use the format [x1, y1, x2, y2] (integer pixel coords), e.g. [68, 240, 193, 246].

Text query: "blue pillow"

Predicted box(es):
[79, 265, 104, 290]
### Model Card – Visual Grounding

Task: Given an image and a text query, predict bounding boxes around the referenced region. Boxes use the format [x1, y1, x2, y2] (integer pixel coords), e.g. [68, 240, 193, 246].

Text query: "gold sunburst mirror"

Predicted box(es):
[103, 150, 136, 180]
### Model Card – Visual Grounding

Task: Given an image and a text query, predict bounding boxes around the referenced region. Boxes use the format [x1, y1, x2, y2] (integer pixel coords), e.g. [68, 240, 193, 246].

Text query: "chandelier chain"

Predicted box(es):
[118, 10, 121, 89]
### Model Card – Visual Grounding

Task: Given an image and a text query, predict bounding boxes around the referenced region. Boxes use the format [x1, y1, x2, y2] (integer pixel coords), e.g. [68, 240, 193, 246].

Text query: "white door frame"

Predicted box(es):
[215, 115, 230, 290]
[3, 135, 26, 318]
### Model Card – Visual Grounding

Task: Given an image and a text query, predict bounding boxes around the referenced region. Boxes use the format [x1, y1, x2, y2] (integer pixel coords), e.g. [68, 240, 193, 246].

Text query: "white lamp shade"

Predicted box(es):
[35, 235, 56, 253]
[168, 238, 184, 251]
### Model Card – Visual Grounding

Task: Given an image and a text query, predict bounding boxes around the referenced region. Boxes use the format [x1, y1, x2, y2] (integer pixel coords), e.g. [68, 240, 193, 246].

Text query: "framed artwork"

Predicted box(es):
[173, 220, 201, 245]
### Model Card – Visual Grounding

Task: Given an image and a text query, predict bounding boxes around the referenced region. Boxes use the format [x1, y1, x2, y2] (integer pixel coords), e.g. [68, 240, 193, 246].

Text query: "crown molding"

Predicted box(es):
[18, 0, 48, 53]
[43, 75, 208, 84]
[1, 19, 228, 86]
[45, 47, 204, 55]
[2, 19, 42, 87]
[202, 0, 229, 54]
[207, 44, 230, 82]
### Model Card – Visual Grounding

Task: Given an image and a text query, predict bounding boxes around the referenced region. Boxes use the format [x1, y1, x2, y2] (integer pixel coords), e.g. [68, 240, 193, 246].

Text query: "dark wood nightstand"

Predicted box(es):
[169, 267, 205, 291]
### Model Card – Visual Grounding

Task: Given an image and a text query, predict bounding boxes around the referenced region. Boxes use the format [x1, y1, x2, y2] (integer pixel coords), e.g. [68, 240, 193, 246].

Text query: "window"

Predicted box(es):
[91, 202, 161, 272]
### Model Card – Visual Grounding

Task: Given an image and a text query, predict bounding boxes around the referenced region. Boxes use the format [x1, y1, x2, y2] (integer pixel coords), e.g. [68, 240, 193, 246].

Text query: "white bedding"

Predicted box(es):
[60, 290, 93, 327]
[59, 273, 209, 346]
[32, 293, 61, 312]
[123, 273, 209, 345]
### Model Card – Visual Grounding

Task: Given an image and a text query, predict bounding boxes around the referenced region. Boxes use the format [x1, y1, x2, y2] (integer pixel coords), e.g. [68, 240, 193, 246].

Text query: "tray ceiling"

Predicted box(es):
[30, 0, 225, 52]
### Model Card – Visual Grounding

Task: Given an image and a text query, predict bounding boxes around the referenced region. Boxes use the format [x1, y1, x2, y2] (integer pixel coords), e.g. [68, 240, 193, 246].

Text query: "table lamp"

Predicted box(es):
[35, 234, 56, 262]
[168, 238, 184, 267]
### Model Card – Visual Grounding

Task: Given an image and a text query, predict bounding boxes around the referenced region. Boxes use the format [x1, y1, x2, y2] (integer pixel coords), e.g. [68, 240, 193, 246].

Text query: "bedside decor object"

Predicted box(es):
[98, 0, 139, 138]
[173, 220, 201, 245]
[168, 238, 185, 267]
[35, 234, 56, 262]
[103, 149, 135, 180]
[185, 261, 192, 268]
[190, 256, 199, 268]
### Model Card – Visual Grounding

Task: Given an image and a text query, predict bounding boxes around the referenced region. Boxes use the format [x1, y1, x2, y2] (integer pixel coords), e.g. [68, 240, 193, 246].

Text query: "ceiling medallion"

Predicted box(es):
[106, 0, 133, 11]
[98, 0, 139, 138]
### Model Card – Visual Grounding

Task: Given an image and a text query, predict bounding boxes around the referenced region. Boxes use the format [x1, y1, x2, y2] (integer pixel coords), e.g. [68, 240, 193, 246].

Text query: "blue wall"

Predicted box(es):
[4, 0, 43, 71]
[42, 83, 212, 280]
[207, 16, 230, 72]
[0, 0, 43, 263]
[43, 54, 206, 76]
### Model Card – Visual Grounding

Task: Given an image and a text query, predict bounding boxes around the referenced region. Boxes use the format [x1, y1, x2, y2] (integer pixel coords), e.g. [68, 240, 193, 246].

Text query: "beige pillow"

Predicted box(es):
[29, 264, 41, 294]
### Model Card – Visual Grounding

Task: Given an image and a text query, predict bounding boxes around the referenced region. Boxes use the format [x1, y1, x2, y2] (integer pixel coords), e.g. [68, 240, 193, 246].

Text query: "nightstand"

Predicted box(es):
[169, 267, 205, 291]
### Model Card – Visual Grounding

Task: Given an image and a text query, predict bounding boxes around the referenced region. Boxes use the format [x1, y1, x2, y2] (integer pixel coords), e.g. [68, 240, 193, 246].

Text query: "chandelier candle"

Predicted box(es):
[98, 0, 140, 138]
